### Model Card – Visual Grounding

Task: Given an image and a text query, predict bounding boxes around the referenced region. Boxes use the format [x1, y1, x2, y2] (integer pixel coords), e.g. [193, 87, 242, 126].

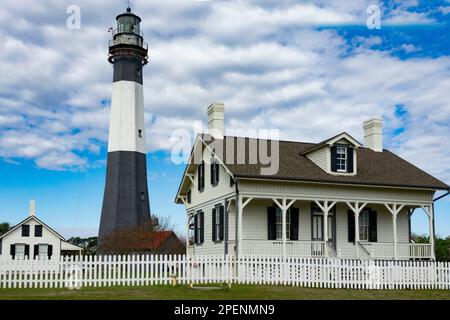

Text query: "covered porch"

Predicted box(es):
[234, 194, 435, 260]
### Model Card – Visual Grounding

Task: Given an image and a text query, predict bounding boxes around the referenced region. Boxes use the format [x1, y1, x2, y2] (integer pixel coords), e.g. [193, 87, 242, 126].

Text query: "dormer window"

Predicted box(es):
[331, 144, 354, 173]
[336, 146, 347, 172]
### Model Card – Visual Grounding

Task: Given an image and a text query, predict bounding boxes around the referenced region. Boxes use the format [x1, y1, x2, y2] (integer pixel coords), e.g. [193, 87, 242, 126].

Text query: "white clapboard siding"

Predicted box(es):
[0, 255, 449, 290]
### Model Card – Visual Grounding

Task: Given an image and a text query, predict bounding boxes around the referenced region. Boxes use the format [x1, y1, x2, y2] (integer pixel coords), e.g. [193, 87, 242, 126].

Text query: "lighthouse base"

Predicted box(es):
[98, 151, 151, 253]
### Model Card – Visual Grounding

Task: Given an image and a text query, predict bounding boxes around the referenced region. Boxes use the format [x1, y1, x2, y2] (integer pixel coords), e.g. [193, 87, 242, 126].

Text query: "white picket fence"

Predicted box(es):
[1, 255, 449, 290]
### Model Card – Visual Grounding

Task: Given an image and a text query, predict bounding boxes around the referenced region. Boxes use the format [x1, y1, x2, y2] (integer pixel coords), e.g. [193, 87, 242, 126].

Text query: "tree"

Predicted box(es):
[67, 236, 97, 255]
[411, 233, 450, 261]
[0, 222, 10, 236]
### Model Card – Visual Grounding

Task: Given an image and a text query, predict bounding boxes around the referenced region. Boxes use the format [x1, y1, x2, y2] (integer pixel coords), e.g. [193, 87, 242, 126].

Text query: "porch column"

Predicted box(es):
[237, 195, 243, 257]
[422, 204, 435, 260]
[346, 201, 367, 259]
[392, 214, 398, 259]
[384, 203, 405, 260]
[315, 200, 336, 257]
[282, 198, 287, 258]
[273, 198, 296, 258]
[237, 196, 253, 258]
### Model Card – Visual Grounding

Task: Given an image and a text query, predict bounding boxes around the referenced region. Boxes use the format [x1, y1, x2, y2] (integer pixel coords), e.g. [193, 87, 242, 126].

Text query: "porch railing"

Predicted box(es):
[359, 242, 433, 260]
[242, 240, 327, 257]
[398, 243, 433, 259]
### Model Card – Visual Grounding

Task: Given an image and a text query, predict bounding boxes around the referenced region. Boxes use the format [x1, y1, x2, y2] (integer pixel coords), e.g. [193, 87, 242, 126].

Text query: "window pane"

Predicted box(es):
[359, 211, 369, 241]
[313, 216, 323, 240]
[39, 244, 48, 259]
[336, 146, 347, 171]
[16, 244, 25, 259]
[275, 209, 290, 240]
[328, 216, 333, 240]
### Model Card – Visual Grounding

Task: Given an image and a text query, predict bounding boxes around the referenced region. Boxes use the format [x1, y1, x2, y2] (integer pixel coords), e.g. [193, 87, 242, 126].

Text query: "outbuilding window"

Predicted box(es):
[22, 225, 30, 237]
[35, 225, 43, 237]
[38, 244, 48, 260]
[15, 244, 25, 260]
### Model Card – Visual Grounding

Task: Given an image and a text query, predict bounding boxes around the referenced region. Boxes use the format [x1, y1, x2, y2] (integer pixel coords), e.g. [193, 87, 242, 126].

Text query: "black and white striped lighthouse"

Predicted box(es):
[98, 7, 151, 252]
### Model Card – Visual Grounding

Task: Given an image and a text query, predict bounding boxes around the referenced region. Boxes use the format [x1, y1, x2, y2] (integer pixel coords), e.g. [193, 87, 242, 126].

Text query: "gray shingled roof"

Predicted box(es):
[204, 136, 449, 190]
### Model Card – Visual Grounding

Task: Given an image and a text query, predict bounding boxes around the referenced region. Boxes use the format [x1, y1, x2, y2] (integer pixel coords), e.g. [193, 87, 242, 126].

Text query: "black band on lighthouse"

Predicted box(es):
[99, 151, 151, 238]
[113, 56, 143, 84]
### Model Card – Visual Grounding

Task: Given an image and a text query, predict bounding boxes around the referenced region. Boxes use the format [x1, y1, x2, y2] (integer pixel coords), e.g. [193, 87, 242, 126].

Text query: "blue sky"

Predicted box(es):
[0, 0, 449, 238]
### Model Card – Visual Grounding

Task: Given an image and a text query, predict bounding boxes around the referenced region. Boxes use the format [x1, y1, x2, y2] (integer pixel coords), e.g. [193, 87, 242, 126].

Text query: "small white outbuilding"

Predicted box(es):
[0, 200, 82, 261]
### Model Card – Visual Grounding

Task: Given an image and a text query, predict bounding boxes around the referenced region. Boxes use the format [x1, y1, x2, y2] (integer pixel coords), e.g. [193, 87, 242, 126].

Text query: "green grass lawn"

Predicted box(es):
[0, 284, 450, 300]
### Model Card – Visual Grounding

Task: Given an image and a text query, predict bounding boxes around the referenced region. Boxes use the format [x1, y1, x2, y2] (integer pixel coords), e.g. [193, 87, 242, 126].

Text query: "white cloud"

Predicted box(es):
[0, 0, 449, 187]
[400, 44, 421, 53]
[438, 6, 450, 14]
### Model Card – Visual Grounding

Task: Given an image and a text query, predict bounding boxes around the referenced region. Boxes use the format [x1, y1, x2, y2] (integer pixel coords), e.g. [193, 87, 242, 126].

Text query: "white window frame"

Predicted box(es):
[188, 217, 195, 246]
[336, 146, 347, 172]
[195, 213, 202, 244]
[312, 215, 323, 241]
[211, 159, 219, 186]
[15, 244, 25, 260]
[38, 244, 48, 260]
[359, 210, 369, 242]
[275, 208, 290, 240]
[214, 208, 221, 241]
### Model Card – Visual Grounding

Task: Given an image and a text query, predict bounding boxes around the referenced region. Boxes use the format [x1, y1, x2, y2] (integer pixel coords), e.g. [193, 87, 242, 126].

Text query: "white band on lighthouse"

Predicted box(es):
[108, 80, 146, 154]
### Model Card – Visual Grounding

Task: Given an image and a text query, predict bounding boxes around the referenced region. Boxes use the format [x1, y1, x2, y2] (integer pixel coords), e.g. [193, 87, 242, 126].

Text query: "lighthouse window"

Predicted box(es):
[140, 192, 145, 201]
[138, 129, 142, 138]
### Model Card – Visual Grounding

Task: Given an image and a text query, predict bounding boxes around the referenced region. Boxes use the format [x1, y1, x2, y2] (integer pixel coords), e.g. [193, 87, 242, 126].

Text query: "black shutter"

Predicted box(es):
[10, 244, 15, 259]
[34, 245, 39, 259]
[212, 208, 217, 241]
[198, 162, 205, 191]
[267, 206, 276, 240]
[369, 210, 378, 242]
[194, 214, 198, 244]
[202, 162, 205, 190]
[348, 210, 355, 243]
[201, 162, 205, 190]
[48, 245, 53, 259]
[331, 146, 337, 172]
[347, 147, 354, 173]
[219, 206, 224, 241]
[197, 164, 201, 191]
[290, 208, 299, 241]
[210, 163, 214, 185]
[25, 245, 29, 259]
[200, 212, 204, 243]
[215, 163, 220, 183]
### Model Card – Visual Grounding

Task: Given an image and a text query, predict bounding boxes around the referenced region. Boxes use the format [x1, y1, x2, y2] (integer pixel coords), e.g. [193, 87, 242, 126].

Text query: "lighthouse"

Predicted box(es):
[98, 7, 151, 253]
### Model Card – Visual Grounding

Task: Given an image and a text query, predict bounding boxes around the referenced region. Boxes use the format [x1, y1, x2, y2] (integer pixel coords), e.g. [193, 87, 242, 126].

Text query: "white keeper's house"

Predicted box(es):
[0, 201, 82, 260]
[175, 103, 450, 260]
